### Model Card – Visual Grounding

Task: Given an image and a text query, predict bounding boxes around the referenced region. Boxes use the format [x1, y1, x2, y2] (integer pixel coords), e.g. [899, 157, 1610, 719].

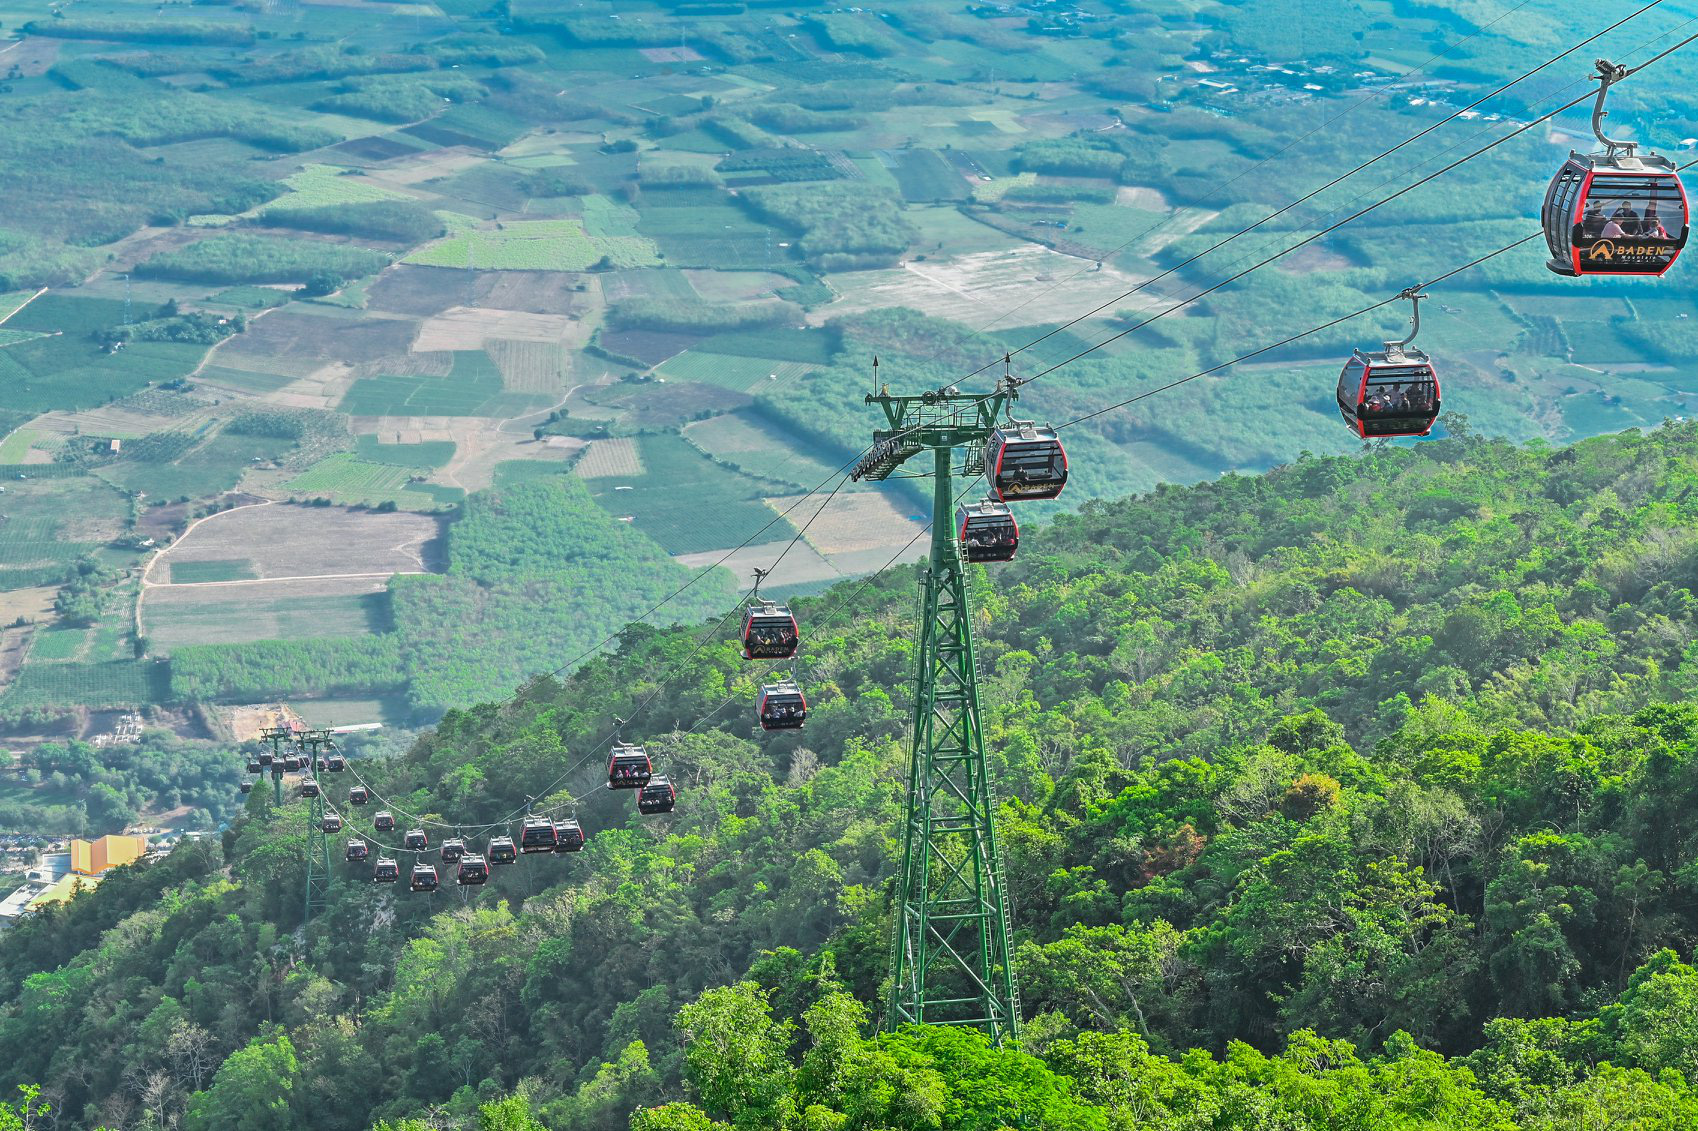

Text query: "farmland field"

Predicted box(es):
[0, 659, 170, 713]
[145, 504, 442, 582]
[340, 350, 555, 418]
[168, 560, 258, 584]
[283, 455, 459, 510]
[353, 435, 456, 468]
[2, 0, 1695, 733]
[405, 220, 659, 271]
[579, 433, 801, 556]
[146, 582, 393, 649]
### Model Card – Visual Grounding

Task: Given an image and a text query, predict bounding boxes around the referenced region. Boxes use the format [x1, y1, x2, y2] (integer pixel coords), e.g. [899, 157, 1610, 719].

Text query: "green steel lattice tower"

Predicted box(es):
[300, 729, 334, 925]
[853, 378, 1022, 1045]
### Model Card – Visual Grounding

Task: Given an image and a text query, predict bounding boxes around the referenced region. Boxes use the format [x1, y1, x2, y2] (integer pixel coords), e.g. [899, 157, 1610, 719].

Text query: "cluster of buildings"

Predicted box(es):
[0, 834, 149, 927]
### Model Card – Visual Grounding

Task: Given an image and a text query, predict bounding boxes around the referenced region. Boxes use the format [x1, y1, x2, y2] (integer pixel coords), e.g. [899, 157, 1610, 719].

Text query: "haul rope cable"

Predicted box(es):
[348, 13, 1692, 739]
[330, 461, 869, 835]
[1148, 13, 1698, 312]
[300, 196, 1634, 860]
[957, 1, 1684, 383]
[919, 0, 1549, 368]
[1011, 31, 1698, 393]
[291, 36, 1698, 851]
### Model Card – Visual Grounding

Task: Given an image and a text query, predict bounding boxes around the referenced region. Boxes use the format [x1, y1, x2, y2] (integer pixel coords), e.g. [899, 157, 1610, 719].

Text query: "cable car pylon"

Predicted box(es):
[853, 361, 1025, 1045]
[300, 728, 335, 924]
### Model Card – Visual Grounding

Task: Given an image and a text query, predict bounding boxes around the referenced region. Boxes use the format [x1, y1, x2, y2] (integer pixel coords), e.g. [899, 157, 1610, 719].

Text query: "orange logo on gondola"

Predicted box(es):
[1585, 239, 1678, 261]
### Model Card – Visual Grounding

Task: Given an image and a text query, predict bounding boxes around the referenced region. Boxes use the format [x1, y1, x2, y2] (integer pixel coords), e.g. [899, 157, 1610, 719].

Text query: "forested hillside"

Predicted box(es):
[10, 424, 1698, 1129]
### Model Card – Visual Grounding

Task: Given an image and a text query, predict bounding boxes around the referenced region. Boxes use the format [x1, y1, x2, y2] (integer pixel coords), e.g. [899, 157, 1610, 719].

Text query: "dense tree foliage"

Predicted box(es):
[7, 427, 1698, 1127]
[136, 235, 392, 285]
[259, 202, 447, 246]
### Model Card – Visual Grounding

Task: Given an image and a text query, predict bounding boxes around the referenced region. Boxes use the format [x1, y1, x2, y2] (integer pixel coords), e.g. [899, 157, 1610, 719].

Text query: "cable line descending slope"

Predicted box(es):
[232, 15, 1696, 1053]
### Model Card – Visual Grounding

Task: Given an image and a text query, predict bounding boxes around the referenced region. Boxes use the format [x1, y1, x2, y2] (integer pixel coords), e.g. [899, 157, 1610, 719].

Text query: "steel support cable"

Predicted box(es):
[1163, 13, 1698, 302]
[593, 512, 945, 803]
[1014, 36, 1698, 394]
[329, 462, 867, 836]
[915, 0, 1545, 370]
[951, 0, 1671, 385]
[1054, 231, 1544, 432]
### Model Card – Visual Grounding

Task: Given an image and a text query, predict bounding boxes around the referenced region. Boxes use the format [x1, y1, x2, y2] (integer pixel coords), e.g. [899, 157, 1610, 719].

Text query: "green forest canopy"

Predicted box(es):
[7, 425, 1698, 1127]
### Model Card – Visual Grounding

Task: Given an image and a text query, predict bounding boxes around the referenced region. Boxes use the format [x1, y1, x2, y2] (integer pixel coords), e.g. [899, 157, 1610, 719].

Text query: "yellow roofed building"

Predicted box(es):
[70, 834, 148, 877]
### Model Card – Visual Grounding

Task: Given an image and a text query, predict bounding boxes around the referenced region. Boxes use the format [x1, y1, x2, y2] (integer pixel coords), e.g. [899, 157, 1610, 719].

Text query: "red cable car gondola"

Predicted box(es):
[1542, 61, 1688, 278]
[637, 776, 677, 815]
[322, 814, 343, 834]
[374, 810, 395, 832]
[239, 781, 252, 794]
[741, 598, 800, 660]
[373, 858, 400, 884]
[349, 786, 369, 805]
[246, 760, 262, 774]
[1337, 288, 1440, 439]
[608, 742, 653, 789]
[403, 828, 429, 851]
[519, 816, 558, 853]
[456, 855, 490, 886]
[757, 679, 808, 731]
[555, 818, 586, 853]
[300, 779, 321, 799]
[986, 420, 1068, 502]
[489, 836, 518, 865]
[257, 750, 274, 767]
[440, 837, 466, 863]
[345, 839, 369, 862]
[956, 498, 1019, 563]
[325, 754, 346, 772]
[410, 863, 440, 892]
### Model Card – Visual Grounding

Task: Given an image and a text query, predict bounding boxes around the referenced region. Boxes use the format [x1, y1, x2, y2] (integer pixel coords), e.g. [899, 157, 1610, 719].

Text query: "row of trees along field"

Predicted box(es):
[11, 425, 1698, 1127]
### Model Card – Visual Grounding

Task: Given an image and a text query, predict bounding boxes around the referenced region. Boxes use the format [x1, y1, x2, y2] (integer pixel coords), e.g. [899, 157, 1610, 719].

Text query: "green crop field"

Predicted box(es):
[340, 351, 553, 418]
[0, 659, 170, 713]
[402, 219, 662, 270]
[27, 627, 89, 661]
[147, 590, 392, 649]
[168, 559, 257, 584]
[260, 163, 415, 212]
[579, 432, 799, 555]
[657, 351, 817, 394]
[282, 455, 462, 510]
[353, 435, 456, 468]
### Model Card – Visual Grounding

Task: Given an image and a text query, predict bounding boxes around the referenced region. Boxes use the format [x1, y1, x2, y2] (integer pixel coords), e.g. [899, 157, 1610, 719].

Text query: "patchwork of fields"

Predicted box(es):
[2, 0, 1696, 733]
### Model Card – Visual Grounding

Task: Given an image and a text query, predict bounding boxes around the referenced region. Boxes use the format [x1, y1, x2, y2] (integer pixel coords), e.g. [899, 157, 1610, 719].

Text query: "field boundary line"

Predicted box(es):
[0, 287, 46, 327]
[148, 570, 428, 590]
[136, 499, 274, 640]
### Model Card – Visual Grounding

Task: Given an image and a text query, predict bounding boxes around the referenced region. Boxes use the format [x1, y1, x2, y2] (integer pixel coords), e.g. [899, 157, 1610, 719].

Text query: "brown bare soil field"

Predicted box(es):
[478, 272, 596, 315]
[572, 438, 644, 478]
[414, 307, 581, 351]
[367, 148, 487, 187]
[680, 270, 792, 303]
[764, 491, 927, 556]
[227, 309, 421, 366]
[366, 266, 478, 316]
[0, 587, 55, 626]
[350, 352, 454, 379]
[144, 503, 443, 584]
[640, 46, 705, 62]
[819, 245, 1154, 327]
[225, 704, 305, 743]
[487, 339, 567, 394]
[329, 136, 421, 164]
[583, 381, 750, 429]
